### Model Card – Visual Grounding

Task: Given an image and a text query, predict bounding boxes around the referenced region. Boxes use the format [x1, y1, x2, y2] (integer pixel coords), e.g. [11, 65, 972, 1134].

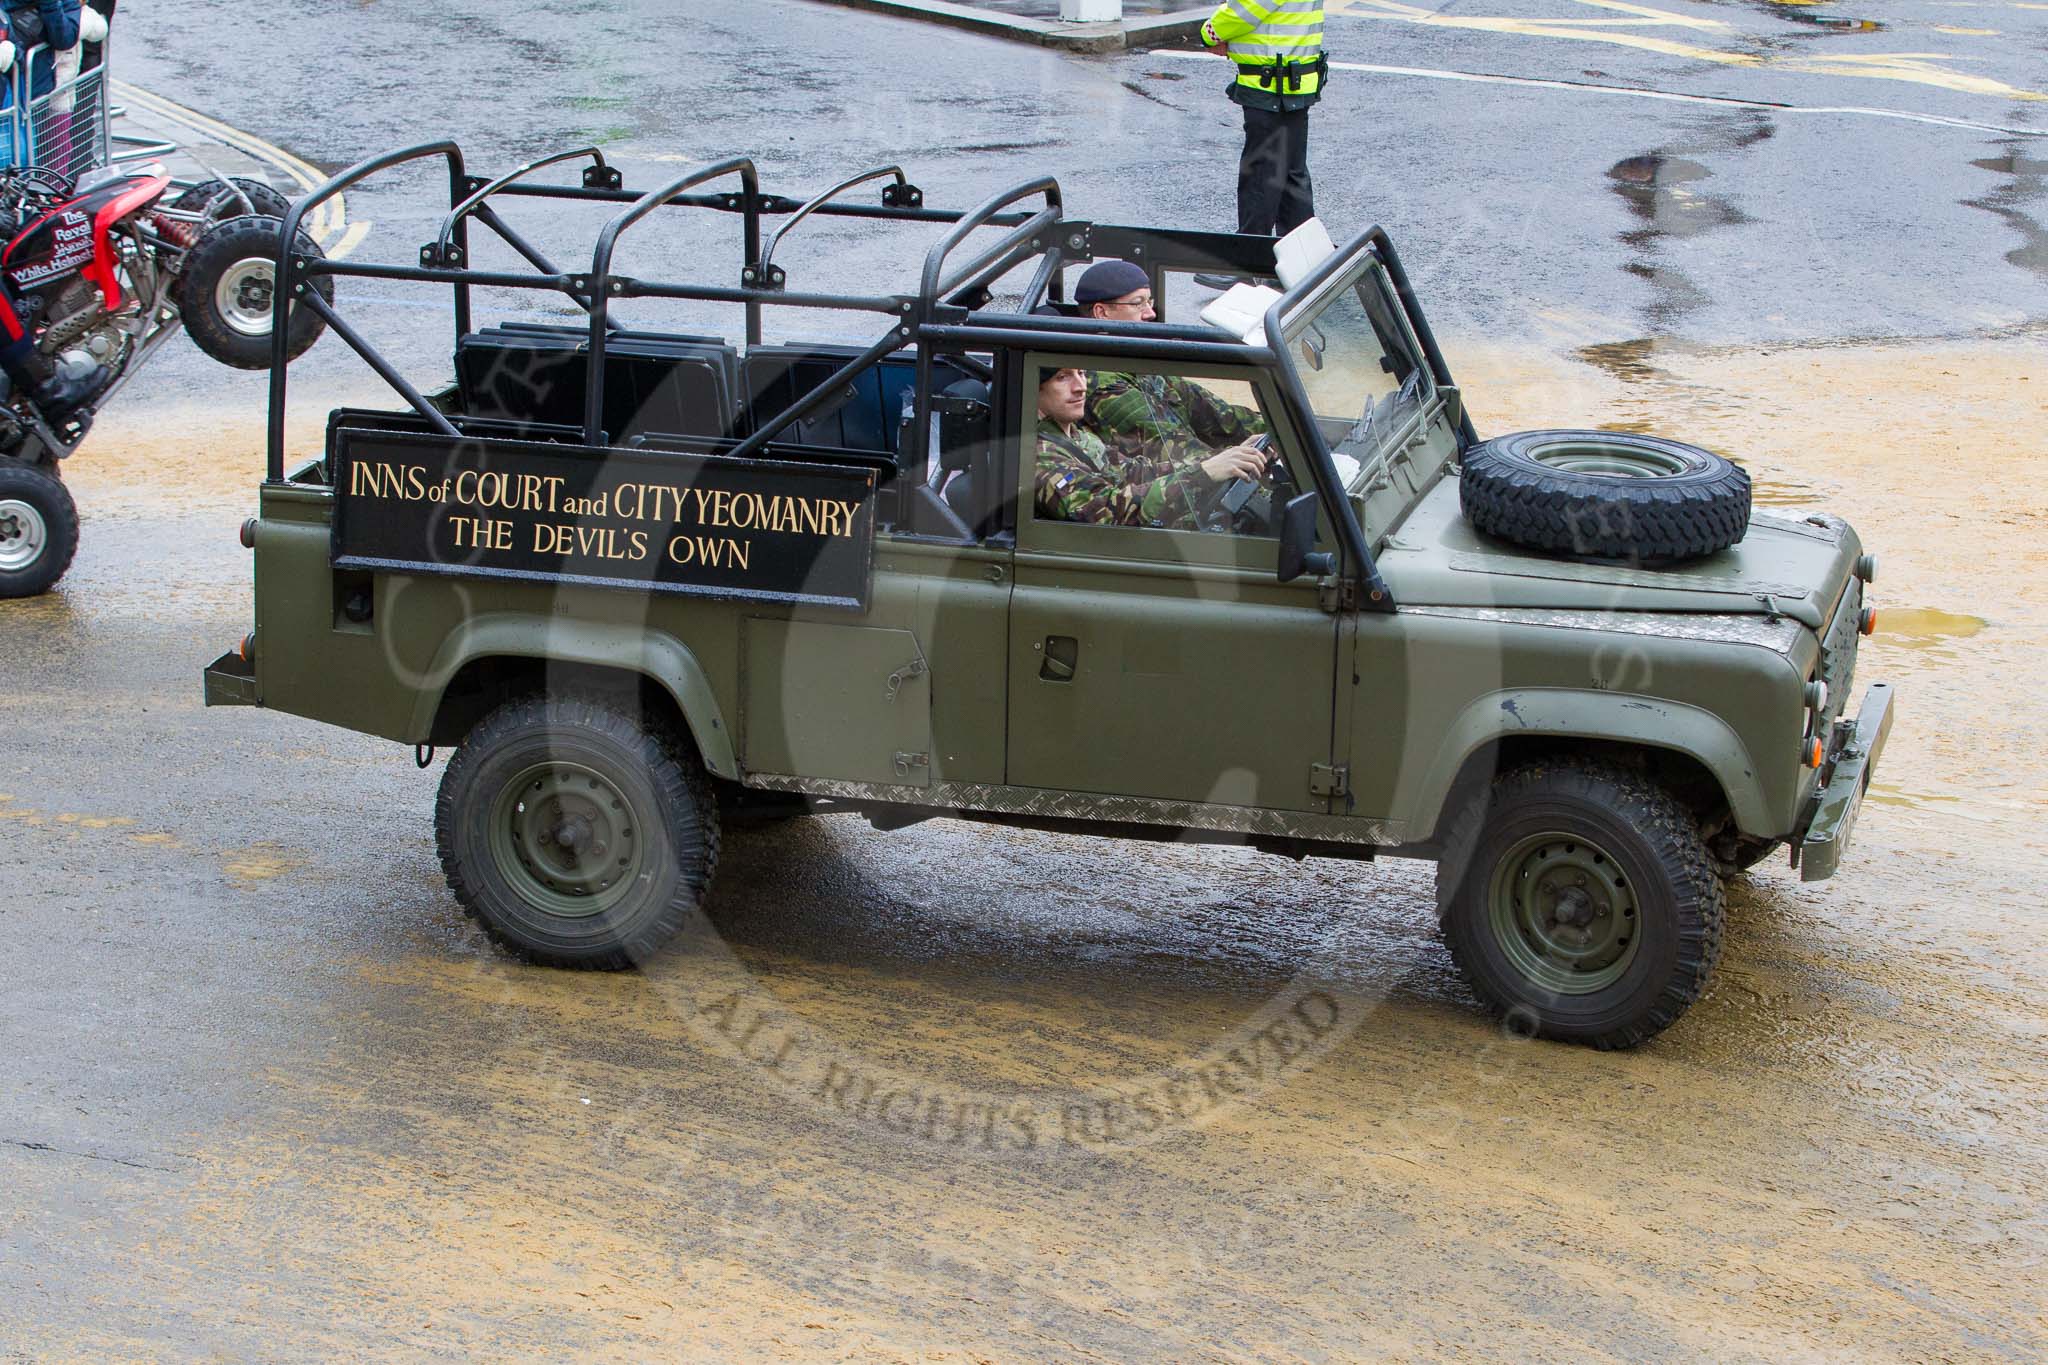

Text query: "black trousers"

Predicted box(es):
[1237, 104, 1313, 237]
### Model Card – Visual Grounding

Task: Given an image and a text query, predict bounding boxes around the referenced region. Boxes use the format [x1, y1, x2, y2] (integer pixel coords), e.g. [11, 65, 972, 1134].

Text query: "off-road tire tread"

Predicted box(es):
[0, 461, 79, 598]
[178, 214, 332, 370]
[171, 177, 293, 222]
[434, 693, 719, 971]
[1460, 429, 1752, 562]
[1436, 760, 1725, 1049]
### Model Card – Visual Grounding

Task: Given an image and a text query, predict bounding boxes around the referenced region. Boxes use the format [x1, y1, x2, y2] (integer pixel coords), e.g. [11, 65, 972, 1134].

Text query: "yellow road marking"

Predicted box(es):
[1323, 0, 2047, 100]
[328, 220, 372, 260]
[111, 81, 374, 256]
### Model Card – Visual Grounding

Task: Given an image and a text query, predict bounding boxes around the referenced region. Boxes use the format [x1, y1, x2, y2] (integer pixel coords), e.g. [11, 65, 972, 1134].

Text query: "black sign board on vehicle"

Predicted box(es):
[329, 429, 878, 609]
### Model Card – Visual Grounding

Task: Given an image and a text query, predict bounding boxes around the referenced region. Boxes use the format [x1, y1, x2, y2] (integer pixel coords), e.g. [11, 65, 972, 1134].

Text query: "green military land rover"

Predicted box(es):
[205, 143, 1892, 1048]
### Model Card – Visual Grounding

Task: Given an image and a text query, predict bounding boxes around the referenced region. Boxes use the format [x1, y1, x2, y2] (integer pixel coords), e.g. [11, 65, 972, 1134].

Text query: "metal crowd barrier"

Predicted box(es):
[6, 33, 113, 179]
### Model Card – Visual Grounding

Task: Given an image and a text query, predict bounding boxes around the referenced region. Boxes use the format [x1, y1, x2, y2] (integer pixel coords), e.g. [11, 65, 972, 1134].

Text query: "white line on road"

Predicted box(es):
[1157, 50, 2048, 138]
[111, 81, 376, 256]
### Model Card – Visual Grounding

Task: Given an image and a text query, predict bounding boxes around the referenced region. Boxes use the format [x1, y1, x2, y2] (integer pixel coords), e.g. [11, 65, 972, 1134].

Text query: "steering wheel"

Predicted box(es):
[1196, 433, 1288, 536]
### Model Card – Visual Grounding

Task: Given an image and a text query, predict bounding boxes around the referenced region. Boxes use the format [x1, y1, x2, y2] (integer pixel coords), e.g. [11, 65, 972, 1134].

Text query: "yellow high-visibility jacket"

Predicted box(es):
[1201, 0, 1326, 109]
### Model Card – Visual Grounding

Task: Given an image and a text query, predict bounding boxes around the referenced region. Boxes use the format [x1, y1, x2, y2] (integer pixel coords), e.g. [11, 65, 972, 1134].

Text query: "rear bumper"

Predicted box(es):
[1793, 682, 1894, 882]
[203, 650, 258, 707]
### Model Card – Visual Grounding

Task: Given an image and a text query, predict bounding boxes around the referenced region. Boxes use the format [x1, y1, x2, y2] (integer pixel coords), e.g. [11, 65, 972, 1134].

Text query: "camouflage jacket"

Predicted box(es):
[1032, 418, 1208, 528]
[1084, 372, 1267, 469]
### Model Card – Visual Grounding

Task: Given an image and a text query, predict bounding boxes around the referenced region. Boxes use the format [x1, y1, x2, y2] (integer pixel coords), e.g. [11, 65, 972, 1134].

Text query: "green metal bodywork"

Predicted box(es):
[211, 235, 1886, 878]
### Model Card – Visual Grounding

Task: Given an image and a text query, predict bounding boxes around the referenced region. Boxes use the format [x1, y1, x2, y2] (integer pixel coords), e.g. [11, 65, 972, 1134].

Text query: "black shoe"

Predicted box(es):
[32, 363, 115, 426]
[1192, 272, 1241, 290]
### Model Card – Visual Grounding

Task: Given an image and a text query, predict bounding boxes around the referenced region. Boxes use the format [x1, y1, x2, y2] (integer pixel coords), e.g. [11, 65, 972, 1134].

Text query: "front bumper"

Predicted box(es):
[1793, 682, 1894, 882]
[203, 650, 258, 707]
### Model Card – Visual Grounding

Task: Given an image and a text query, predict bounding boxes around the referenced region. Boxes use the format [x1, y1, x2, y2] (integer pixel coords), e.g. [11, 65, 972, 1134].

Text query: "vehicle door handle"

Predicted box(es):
[1038, 635, 1077, 683]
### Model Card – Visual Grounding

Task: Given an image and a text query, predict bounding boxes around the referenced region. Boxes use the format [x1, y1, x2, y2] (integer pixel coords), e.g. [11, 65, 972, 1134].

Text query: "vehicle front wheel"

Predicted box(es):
[0, 461, 79, 598]
[435, 695, 720, 970]
[1436, 762, 1725, 1049]
[178, 215, 333, 370]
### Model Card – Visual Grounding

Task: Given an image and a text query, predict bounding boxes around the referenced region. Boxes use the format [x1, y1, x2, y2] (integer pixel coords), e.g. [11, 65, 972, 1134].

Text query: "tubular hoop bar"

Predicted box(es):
[911, 177, 1062, 472]
[269, 140, 468, 481]
[759, 165, 911, 284]
[1020, 246, 1065, 313]
[483, 178, 1035, 229]
[432, 146, 608, 260]
[917, 176, 1062, 325]
[585, 157, 761, 444]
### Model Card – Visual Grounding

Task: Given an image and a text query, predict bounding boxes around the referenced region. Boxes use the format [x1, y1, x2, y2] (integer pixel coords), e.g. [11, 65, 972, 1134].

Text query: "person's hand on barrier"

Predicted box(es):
[0, 40, 14, 73]
[78, 7, 109, 44]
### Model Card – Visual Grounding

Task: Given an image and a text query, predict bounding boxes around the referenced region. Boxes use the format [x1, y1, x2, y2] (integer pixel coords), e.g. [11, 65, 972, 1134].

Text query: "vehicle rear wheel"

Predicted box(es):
[435, 694, 720, 970]
[178, 215, 332, 370]
[0, 461, 79, 598]
[1460, 429, 1751, 563]
[1436, 761, 1725, 1049]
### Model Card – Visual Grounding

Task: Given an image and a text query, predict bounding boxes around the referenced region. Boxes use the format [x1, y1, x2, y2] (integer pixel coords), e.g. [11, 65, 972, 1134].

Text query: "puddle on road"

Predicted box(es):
[1784, 12, 1887, 31]
[1876, 606, 1988, 648]
[1750, 472, 1826, 506]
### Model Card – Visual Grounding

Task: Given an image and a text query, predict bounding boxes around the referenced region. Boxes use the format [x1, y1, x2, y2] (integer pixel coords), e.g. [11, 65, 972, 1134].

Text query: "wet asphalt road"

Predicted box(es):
[5, 1, 2048, 1359]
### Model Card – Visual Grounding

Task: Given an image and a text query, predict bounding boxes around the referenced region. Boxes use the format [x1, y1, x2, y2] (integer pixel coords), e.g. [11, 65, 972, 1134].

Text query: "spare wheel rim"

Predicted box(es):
[1529, 440, 1693, 478]
[0, 498, 48, 571]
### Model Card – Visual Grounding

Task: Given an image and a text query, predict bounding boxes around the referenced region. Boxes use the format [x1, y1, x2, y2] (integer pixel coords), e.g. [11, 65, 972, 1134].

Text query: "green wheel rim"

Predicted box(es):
[487, 760, 648, 918]
[1487, 831, 1641, 994]
[1530, 441, 1691, 478]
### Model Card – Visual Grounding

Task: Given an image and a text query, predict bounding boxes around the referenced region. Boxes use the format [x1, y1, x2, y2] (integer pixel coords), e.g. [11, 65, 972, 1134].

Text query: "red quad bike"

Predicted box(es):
[0, 166, 333, 596]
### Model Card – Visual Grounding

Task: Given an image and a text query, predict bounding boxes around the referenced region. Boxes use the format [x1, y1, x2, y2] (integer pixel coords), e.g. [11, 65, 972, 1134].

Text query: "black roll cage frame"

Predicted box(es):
[268, 139, 1471, 610]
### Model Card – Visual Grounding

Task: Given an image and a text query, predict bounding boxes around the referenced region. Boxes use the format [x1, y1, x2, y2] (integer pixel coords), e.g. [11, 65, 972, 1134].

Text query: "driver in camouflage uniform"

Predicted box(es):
[1033, 366, 1265, 528]
[1069, 260, 1270, 476]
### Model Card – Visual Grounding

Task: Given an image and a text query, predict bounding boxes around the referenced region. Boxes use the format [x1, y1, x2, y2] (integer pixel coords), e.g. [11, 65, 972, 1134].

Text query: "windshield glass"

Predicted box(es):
[1280, 258, 1429, 479]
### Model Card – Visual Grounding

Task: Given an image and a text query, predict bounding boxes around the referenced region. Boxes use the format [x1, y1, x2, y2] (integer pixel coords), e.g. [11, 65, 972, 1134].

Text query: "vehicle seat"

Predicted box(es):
[455, 324, 740, 444]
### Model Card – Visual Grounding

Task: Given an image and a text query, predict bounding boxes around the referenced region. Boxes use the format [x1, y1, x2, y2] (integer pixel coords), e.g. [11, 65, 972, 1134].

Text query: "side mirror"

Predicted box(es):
[1300, 323, 1327, 372]
[1277, 491, 1334, 583]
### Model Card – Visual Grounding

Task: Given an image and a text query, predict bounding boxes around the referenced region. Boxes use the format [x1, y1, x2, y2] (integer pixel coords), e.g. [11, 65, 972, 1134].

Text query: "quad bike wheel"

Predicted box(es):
[171, 176, 293, 223]
[178, 215, 333, 370]
[0, 461, 80, 598]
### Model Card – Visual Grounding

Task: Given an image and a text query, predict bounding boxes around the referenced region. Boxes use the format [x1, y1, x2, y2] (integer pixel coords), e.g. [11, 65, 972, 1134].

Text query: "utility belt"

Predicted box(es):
[1237, 51, 1328, 92]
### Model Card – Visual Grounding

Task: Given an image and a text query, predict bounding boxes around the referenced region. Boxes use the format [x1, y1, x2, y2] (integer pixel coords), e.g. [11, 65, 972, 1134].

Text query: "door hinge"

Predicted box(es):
[1309, 762, 1349, 798]
[1318, 578, 1360, 613]
[884, 656, 928, 703]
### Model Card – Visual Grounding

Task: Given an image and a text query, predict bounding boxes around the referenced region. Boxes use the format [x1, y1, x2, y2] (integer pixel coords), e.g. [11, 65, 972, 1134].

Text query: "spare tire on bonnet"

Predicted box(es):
[1459, 429, 1751, 563]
